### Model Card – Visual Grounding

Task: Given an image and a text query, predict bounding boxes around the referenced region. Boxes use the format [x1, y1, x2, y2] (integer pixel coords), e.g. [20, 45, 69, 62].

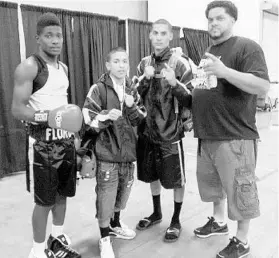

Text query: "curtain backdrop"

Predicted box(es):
[127, 19, 152, 77]
[0, 2, 24, 177]
[179, 37, 188, 55]
[118, 19, 126, 49]
[72, 12, 119, 105]
[182, 27, 212, 65]
[170, 26, 181, 48]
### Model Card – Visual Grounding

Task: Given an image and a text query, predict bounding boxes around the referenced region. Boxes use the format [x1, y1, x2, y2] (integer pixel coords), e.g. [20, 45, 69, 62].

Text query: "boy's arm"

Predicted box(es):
[82, 84, 112, 133]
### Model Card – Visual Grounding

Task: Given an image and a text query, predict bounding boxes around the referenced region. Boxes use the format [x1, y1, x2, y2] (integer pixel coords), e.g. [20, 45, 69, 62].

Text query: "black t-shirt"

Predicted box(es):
[192, 36, 269, 140]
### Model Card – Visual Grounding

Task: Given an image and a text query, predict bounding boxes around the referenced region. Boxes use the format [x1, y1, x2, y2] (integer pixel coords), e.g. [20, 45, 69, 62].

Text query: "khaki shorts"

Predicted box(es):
[196, 139, 260, 221]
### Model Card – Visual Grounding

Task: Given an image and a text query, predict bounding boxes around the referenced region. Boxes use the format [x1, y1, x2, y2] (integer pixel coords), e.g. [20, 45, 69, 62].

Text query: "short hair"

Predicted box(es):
[36, 12, 61, 35]
[205, 1, 238, 21]
[106, 47, 127, 62]
[152, 19, 172, 32]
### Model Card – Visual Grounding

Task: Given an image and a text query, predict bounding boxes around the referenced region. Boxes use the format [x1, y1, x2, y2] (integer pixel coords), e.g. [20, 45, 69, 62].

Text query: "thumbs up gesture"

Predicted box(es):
[161, 63, 177, 87]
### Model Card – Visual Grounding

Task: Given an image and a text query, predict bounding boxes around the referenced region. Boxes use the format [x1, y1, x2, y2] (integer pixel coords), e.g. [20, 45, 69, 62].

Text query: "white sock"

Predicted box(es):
[217, 221, 226, 226]
[52, 224, 64, 238]
[32, 241, 45, 257]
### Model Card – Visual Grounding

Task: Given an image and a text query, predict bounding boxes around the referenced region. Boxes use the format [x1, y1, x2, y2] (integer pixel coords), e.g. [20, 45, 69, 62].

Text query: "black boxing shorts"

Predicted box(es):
[26, 124, 77, 206]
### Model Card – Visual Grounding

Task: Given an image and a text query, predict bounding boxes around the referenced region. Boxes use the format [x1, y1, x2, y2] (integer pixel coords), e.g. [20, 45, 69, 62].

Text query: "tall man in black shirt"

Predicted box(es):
[191, 1, 269, 258]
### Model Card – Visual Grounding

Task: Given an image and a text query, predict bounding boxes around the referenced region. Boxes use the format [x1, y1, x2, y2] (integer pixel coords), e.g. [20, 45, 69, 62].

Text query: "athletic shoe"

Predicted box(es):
[194, 217, 229, 238]
[109, 221, 136, 240]
[28, 248, 55, 258]
[99, 236, 115, 258]
[216, 237, 250, 258]
[47, 234, 81, 258]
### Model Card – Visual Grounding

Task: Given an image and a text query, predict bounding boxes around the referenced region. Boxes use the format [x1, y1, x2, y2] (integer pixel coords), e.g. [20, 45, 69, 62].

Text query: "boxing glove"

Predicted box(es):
[34, 104, 83, 133]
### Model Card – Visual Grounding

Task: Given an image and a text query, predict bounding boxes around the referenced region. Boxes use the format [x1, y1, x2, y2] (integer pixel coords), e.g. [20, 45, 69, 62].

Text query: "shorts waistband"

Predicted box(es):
[28, 124, 75, 142]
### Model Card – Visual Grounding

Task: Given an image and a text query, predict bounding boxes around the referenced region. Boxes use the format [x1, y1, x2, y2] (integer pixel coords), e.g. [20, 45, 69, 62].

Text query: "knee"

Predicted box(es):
[150, 180, 161, 194]
[55, 194, 67, 204]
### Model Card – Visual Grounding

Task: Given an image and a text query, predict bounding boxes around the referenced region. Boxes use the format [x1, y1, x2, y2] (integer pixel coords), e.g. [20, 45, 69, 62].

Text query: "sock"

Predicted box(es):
[216, 221, 226, 226]
[110, 211, 121, 228]
[171, 201, 182, 225]
[236, 236, 249, 246]
[152, 194, 162, 216]
[148, 194, 162, 221]
[33, 240, 45, 257]
[100, 227, 110, 238]
[52, 224, 64, 238]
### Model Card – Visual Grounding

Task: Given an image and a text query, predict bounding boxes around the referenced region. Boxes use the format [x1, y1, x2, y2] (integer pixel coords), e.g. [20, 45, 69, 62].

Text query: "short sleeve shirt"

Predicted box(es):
[192, 36, 269, 140]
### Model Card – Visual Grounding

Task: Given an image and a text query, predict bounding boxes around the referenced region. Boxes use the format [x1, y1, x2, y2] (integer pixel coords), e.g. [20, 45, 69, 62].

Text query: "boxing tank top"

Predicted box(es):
[28, 54, 69, 111]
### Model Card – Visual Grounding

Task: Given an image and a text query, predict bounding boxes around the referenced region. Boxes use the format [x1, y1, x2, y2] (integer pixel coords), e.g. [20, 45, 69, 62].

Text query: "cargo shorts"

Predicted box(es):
[196, 139, 260, 221]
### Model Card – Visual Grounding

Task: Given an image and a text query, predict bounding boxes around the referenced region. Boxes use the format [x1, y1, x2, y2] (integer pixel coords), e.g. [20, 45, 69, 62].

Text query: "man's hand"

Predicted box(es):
[107, 109, 122, 121]
[203, 53, 228, 78]
[161, 63, 177, 87]
[144, 66, 155, 79]
[124, 94, 134, 107]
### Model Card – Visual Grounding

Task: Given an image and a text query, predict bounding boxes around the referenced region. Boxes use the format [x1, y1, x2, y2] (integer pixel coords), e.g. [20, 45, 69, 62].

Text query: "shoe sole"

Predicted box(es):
[216, 251, 250, 258]
[195, 231, 229, 238]
[163, 228, 182, 243]
[109, 232, 136, 240]
[136, 219, 162, 231]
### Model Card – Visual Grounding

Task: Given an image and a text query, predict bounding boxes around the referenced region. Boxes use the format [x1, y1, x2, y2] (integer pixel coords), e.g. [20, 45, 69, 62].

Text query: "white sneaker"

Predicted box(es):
[99, 236, 115, 258]
[109, 221, 136, 240]
[28, 249, 56, 258]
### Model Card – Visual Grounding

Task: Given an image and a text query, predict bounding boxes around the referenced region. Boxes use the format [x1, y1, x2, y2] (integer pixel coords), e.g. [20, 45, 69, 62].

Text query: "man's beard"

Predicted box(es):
[209, 30, 224, 40]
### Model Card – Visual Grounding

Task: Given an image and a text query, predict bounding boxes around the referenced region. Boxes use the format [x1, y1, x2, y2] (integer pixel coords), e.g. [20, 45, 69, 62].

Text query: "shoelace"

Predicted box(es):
[204, 216, 215, 228]
[223, 237, 240, 253]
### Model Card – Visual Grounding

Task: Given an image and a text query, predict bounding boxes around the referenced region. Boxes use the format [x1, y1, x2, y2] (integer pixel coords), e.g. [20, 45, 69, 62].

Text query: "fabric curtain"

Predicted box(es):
[170, 26, 181, 48]
[182, 27, 212, 65]
[118, 19, 126, 49]
[87, 13, 119, 86]
[72, 12, 119, 105]
[0, 2, 24, 177]
[179, 37, 188, 56]
[127, 19, 152, 77]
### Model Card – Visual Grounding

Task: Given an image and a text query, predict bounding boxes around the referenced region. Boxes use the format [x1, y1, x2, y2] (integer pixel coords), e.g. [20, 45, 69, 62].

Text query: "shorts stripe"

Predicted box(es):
[177, 140, 185, 186]
[26, 136, 35, 193]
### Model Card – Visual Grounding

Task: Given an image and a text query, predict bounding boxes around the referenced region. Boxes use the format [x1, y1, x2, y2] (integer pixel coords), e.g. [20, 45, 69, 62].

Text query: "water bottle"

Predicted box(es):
[205, 58, 218, 89]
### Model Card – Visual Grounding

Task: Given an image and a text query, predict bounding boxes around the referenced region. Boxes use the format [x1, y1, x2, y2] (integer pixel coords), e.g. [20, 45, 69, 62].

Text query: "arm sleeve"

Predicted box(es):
[239, 42, 269, 81]
[136, 58, 151, 97]
[82, 84, 112, 133]
[125, 96, 147, 127]
[171, 56, 194, 108]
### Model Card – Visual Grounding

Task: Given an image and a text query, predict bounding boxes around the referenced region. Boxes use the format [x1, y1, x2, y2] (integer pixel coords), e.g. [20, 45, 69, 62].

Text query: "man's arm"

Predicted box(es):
[204, 52, 270, 95]
[11, 58, 38, 121]
[136, 58, 153, 97]
[162, 60, 193, 108]
[125, 94, 147, 127]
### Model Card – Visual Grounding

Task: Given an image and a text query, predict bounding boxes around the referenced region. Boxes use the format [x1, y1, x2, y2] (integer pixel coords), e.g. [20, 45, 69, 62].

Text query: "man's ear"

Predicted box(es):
[149, 31, 153, 40]
[105, 61, 110, 71]
[35, 34, 40, 43]
[169, 31, 173, 41]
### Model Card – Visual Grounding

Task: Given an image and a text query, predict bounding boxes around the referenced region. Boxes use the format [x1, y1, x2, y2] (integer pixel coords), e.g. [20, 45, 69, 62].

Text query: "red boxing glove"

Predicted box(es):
[34, 104, 83, 133]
